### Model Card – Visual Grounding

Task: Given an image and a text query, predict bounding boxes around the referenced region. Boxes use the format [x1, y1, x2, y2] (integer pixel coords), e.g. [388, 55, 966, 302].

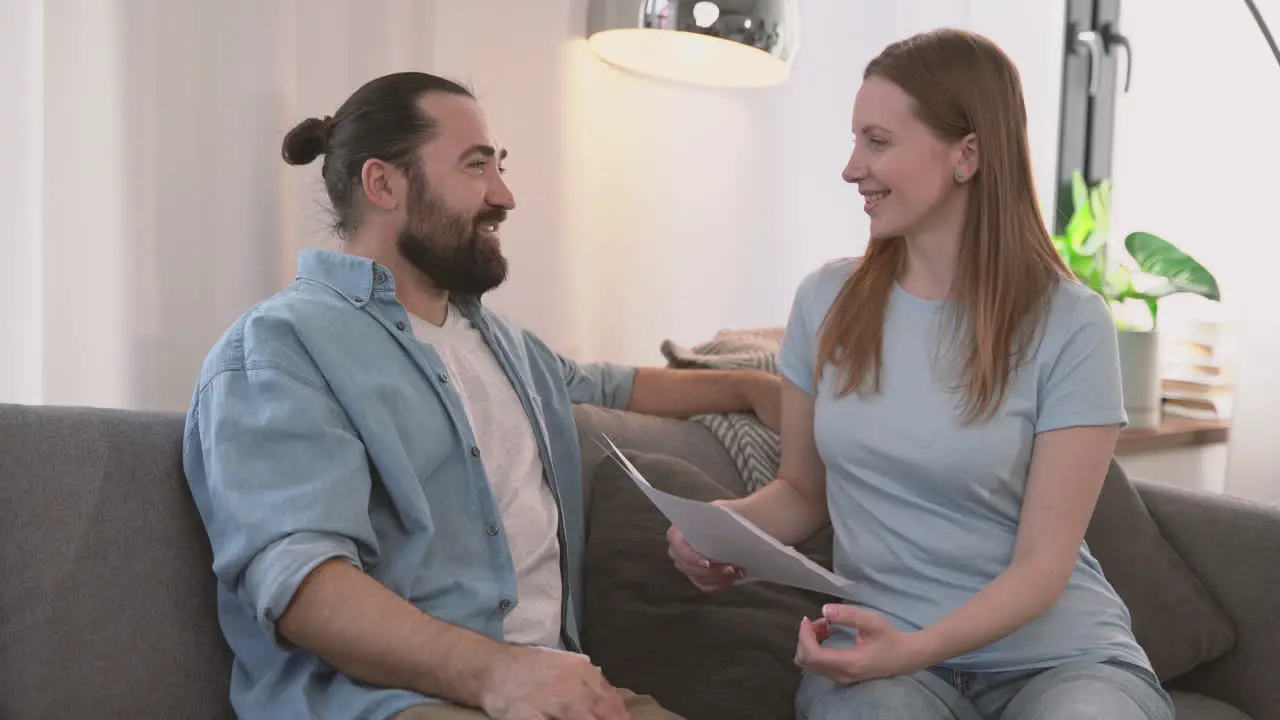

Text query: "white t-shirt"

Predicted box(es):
[410, 305, 563, 649]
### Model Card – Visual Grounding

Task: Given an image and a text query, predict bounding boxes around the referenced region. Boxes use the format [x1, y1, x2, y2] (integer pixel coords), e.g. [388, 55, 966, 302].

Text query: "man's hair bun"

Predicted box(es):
[281, 116, 332, 166]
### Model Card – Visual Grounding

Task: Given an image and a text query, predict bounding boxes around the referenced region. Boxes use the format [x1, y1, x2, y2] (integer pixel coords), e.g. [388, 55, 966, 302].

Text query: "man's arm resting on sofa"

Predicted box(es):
[277, 558, 511, 707]
[543, 337, 780, 429]
[627, 367, 780, 429]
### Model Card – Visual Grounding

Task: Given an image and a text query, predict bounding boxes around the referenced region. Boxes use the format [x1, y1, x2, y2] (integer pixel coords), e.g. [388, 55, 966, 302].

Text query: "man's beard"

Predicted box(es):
[396, 182, 508, 297]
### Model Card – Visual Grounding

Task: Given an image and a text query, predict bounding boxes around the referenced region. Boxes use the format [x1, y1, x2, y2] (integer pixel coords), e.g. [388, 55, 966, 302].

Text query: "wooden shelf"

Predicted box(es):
[1116, 416, 1230, 455]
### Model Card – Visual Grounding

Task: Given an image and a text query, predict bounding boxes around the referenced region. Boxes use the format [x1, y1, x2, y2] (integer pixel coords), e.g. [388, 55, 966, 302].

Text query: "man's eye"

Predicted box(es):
[469, 160, 487, 170]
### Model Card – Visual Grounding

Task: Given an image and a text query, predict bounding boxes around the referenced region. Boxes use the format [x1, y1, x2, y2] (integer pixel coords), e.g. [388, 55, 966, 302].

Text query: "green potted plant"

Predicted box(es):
[1052, 171, 1221, 428]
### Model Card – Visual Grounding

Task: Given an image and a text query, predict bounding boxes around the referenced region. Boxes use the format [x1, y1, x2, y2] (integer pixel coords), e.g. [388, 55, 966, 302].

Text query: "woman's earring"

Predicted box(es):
[955, 169, 967, 182]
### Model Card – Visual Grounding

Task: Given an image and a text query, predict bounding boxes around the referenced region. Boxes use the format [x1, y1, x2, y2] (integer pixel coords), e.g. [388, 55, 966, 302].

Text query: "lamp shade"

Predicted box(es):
[587, 0, 799, 88]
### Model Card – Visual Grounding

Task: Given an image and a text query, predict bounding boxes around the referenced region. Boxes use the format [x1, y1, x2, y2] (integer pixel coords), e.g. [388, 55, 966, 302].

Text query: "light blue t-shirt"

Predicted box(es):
[777, 258, 1152, 674]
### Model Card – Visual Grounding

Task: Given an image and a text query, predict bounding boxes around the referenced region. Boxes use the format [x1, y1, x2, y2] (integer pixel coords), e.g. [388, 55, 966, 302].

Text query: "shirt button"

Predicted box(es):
[395, 321, 406, 331]
[487, 524, 499, 536]
[375, 270, 387, 284]
[352, 296, 365, 303]
[470, 446, 481, 457]
[499, 599, 513, 611]
[438, 371, 449, 382]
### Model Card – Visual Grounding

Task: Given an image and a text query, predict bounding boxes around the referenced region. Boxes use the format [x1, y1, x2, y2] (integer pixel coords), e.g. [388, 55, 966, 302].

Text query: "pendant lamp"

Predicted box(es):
[586, 0, 800, 88]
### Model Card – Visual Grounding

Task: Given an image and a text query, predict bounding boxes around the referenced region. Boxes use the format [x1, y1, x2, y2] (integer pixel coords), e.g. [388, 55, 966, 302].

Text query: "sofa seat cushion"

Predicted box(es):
[581, 451, 835, 720]
[1169, 690, 1252, 719]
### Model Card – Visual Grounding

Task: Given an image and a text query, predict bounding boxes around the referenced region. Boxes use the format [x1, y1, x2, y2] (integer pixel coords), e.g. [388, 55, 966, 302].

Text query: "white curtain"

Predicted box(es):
[2, 0, 442, 410]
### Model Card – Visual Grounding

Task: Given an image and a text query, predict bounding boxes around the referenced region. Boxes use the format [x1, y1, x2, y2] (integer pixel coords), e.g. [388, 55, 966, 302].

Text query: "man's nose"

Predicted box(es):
[488, 176, 516, 210]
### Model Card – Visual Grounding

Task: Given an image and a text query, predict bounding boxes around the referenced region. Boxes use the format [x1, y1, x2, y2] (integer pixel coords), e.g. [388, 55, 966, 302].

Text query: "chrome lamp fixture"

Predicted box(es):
[587, 0, 800, 88]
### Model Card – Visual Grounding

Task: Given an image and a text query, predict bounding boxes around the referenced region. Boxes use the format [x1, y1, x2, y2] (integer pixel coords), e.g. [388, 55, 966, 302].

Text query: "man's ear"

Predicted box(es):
[360, 158, 403, 212]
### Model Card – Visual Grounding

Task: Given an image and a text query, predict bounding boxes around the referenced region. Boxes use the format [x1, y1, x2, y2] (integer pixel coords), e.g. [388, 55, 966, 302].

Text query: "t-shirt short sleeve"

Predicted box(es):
[778, 263, 843, 395]
[1035, 288, 1129, 434]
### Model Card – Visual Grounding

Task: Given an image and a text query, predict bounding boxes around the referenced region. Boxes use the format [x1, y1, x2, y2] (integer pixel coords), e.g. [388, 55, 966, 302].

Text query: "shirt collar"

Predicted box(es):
[295, 248, 484, 313]
[295, 249, 387, 306]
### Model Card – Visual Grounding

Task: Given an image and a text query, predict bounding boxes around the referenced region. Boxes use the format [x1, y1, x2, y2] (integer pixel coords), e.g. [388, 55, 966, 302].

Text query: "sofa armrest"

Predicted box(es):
[1135, 480, 1280, 719]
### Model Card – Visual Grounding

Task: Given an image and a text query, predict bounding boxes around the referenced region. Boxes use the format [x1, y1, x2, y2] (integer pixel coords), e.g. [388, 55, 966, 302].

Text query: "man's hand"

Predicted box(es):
[479, 646, 629, 720]
[794, 605, 930, 685]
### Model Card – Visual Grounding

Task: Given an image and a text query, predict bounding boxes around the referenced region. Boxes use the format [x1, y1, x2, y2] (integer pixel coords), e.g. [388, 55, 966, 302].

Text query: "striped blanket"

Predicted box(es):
[659, 328, 785, 493]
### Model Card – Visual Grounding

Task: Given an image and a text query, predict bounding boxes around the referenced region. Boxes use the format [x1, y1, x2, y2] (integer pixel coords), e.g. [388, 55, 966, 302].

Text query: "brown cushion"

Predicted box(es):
[1085, 460, 1237, 682]
[581, 451, 834, 720]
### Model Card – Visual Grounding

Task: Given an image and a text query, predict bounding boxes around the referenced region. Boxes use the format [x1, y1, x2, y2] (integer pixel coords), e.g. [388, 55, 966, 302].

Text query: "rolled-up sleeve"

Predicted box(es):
[557, 355, 636, 409]
[521, 331, 636, 409]
[188, 364, 378, 643]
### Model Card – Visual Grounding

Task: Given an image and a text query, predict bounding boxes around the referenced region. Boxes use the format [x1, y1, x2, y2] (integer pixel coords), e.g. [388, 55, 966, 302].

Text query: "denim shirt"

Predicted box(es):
[181, 249, 636, 720]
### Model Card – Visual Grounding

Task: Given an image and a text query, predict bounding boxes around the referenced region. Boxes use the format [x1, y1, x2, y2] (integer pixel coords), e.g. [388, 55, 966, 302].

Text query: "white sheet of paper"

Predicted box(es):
[600, 434, 857, 601]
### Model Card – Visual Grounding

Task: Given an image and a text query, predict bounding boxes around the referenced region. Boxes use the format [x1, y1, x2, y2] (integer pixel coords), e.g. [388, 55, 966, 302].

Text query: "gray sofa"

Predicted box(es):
[1, 401, 1277, 719]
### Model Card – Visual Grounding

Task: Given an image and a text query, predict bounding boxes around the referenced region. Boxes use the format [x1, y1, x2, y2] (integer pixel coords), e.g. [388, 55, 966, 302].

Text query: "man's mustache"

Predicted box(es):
[474, 207, 507, 225]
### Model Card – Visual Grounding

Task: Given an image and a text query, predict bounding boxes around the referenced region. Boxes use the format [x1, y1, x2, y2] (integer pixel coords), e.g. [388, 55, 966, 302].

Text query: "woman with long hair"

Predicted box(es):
[668, 28, 1174, 719]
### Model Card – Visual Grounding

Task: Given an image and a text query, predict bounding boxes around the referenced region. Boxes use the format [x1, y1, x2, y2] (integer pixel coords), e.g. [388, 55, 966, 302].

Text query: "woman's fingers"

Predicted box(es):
[666, 525, 744, 590]
[665, 526, 709, 565]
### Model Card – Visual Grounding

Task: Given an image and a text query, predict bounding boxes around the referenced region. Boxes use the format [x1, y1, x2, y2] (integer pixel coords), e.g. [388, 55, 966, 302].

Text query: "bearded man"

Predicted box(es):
[181, 72, 779, 720]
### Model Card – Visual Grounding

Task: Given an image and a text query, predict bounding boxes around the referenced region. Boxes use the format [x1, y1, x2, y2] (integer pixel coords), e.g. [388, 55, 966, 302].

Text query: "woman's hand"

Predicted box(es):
[666, 520, 745, 592]
[794, 605, 932, 684]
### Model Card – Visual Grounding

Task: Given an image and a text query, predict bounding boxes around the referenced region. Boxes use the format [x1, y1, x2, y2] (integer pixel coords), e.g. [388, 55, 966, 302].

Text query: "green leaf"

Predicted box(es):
[1071, 171, 1090, 216]
[1123, 231, 1221, 301]
[1058, 172, 1096, 255]
[1064, 194, 1096, 255]
[1081, 179, 1111, 255]
[1067, 247, 1105, 294]
[1104, 264, 1134, 299]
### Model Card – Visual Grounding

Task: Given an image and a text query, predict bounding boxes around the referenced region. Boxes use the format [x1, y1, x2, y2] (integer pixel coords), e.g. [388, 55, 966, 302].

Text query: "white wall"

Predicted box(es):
[560, 0, 1067, 364]
[3, 0, 1067, 412]
[1109, 0, 1280, 505]
[0, 0, 44, 405]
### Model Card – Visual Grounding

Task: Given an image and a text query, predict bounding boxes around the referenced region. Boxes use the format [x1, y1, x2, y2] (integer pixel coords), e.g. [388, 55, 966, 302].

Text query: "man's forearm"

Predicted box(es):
[626, 367, 772, 419]
[276, 558, 510, 707]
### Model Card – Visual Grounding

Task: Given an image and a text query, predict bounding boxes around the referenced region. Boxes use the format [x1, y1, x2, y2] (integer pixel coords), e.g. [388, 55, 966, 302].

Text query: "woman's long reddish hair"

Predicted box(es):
[816, 29, 1071, 423]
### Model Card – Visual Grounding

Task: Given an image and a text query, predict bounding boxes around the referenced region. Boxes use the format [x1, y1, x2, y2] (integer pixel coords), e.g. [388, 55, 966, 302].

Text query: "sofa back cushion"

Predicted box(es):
[1085, 459, 1237, 682]
[0, 404, 233, 719]
[582, 450, 834, 720]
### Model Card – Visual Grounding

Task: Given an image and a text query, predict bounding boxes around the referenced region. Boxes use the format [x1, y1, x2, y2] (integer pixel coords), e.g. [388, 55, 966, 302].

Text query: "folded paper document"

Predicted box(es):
[600, 434, 857, 601]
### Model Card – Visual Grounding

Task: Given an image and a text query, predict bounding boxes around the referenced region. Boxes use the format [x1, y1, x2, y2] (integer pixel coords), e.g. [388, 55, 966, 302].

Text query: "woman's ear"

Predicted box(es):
[958, 132, 979, 180]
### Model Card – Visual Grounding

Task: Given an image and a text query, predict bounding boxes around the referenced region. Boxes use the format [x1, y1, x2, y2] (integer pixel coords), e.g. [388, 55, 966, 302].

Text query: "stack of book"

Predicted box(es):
[1160, 320, 1234, 422]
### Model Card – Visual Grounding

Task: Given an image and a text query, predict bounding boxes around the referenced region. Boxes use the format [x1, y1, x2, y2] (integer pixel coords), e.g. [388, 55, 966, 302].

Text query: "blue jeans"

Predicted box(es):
[796, 661, 1175, 720]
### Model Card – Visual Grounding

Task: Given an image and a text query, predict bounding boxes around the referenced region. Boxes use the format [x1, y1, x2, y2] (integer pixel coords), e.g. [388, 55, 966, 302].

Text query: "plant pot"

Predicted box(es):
[1117, 329, 1162, 429]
